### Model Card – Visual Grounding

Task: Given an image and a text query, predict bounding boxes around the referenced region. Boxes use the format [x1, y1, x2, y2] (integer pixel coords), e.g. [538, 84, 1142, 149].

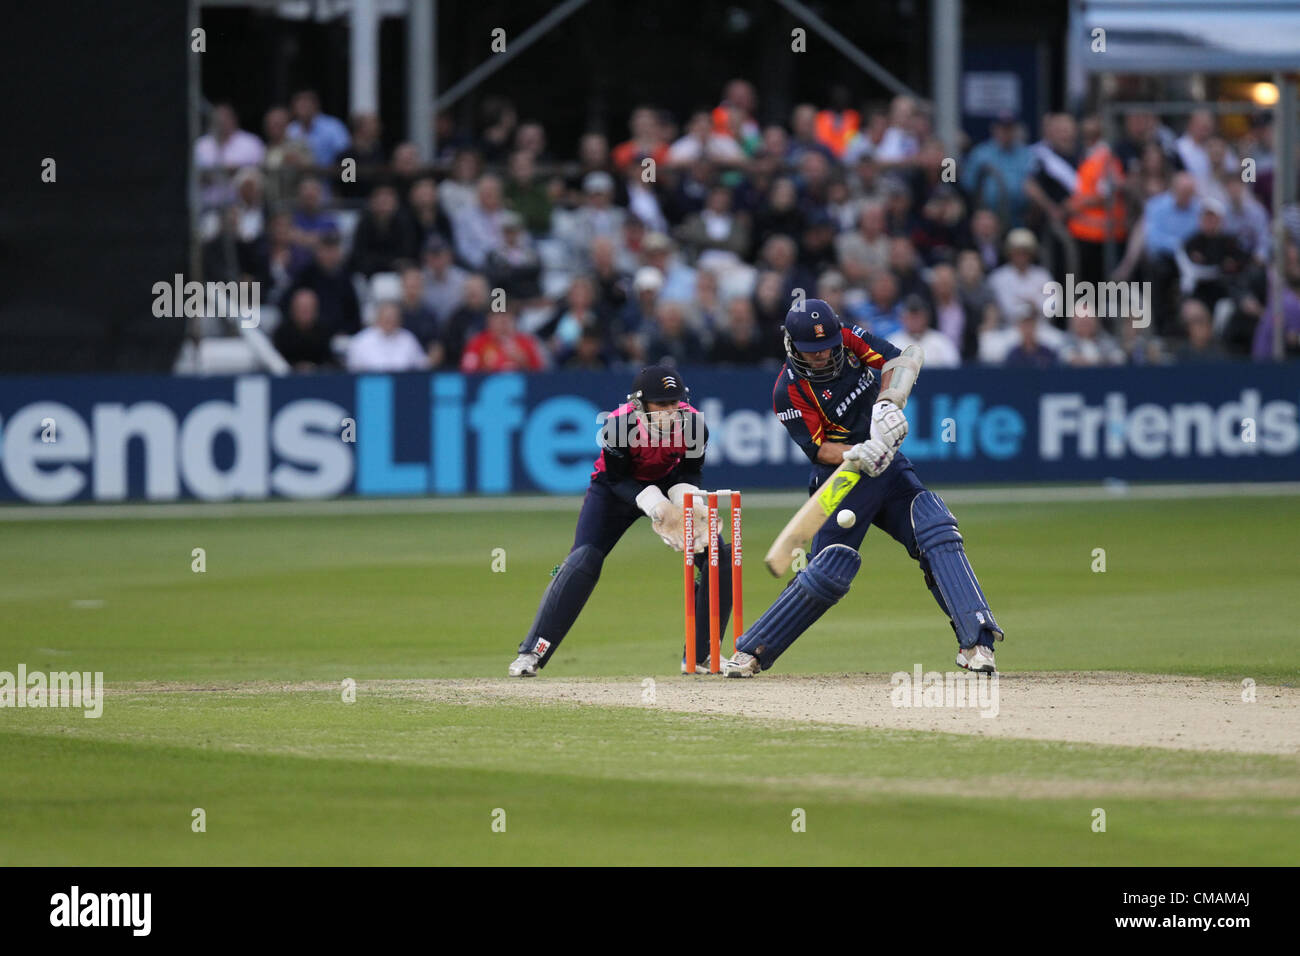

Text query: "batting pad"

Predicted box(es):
[910, 492, 1002, 650]
[739, 543, 861, 669]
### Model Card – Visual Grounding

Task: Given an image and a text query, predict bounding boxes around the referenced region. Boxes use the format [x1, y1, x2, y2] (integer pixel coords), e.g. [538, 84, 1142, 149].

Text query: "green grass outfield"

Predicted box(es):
[1, 491, 1298, 865]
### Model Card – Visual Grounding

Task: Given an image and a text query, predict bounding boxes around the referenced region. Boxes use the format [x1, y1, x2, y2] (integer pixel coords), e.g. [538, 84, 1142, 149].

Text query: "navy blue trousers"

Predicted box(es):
[806, 454, 948, 617]
[551, 479, 733, 663]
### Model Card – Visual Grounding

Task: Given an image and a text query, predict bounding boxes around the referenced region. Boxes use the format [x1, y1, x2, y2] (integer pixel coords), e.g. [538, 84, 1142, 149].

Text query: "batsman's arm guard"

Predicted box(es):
[878, 344, 924, 410]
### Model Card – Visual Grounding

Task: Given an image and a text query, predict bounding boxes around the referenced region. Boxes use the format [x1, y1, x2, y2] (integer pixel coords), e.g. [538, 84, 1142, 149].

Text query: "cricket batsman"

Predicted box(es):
[722, 299, 1003, 677]
[509, 365, 732, 676]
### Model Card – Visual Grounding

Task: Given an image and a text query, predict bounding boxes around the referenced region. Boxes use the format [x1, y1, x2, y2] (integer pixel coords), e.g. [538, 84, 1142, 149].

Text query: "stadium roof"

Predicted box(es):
[1074, 0, 1300, 73]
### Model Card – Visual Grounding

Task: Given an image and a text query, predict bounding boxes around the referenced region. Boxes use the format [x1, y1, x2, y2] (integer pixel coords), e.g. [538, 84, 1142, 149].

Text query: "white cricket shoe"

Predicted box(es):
[722, 652, 761, 678]
[956, 644, 997, 675]
[508, 652, 539, 677]
[681, 658, 712, 675]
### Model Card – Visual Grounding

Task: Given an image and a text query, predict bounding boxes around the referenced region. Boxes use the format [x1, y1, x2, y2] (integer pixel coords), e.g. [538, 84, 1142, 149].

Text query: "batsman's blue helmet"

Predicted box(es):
[783, 298, 845, 382]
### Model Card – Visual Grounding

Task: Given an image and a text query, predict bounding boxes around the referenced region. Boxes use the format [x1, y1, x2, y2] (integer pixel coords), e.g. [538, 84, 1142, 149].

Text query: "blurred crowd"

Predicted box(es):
[194, 82, 1300, 375]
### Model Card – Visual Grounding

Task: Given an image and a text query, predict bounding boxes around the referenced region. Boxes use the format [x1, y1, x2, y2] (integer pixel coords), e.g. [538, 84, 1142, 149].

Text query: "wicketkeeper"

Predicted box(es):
[722, 299, 1004, 677]
[509, 365, 733, 676]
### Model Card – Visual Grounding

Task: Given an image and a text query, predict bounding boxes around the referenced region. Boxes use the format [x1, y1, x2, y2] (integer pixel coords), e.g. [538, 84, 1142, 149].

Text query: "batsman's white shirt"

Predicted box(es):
[346, 327, 429, 373]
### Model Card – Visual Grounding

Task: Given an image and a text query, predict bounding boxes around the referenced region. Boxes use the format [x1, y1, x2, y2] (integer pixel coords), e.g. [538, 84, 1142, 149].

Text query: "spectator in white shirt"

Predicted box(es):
[195, 103, 266, 171]
[195, 104, 266, 207]
[986, 228, 1053, 328]
[666, 111, 747, 167]
[888, 295, 960, 367]
[346, 300, 430, 373]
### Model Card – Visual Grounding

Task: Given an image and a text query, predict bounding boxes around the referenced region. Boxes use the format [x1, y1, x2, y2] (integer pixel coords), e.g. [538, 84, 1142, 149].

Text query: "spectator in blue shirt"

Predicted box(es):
[287, 90, 351, 168]
[1115, 172, 1201, 334]
[964, 114, 1033, 226]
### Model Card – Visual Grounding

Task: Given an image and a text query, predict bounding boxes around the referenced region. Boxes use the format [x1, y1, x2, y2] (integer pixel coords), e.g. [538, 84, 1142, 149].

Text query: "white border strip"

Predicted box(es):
[0, 482, 1297, 522]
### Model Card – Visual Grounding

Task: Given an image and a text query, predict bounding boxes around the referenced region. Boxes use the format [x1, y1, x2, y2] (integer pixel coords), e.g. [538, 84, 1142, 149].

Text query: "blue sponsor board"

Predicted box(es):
[0, 364, 1296, 502]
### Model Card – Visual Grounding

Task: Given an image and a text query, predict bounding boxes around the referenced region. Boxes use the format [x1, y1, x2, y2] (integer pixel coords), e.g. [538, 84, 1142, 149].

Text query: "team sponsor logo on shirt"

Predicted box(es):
[834, 373, 874, 418]
[776, 407, 802, 423]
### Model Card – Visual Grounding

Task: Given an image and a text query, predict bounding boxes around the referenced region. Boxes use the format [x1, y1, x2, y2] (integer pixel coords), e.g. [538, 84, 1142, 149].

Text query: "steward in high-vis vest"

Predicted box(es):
[1067, 142, 1129, 283]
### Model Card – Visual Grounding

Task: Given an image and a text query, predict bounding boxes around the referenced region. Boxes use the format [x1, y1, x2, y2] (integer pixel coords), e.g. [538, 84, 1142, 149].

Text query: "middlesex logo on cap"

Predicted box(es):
[661, 375, 678, 389]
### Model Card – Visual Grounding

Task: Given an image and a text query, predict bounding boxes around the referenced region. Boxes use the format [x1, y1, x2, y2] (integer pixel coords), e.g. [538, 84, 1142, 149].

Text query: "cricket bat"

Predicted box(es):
[762, 459, 862, 577]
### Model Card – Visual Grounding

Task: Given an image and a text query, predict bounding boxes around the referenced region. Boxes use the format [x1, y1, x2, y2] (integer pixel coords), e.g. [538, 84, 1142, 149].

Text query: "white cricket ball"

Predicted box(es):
[836, 509, 856, 528]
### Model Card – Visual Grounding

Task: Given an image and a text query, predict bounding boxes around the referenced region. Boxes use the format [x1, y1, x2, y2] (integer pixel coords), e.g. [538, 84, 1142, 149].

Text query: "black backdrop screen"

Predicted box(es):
[0, 0, 190, 373]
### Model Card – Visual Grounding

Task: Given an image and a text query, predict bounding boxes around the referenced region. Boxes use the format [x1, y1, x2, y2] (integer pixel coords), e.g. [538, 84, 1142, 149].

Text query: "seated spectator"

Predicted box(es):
[1172, 298, 1227, 362]
[346, 300, 430, 373]
[460, 308, 547, 372]
[290, 177, 337, 246]
[478, 95, 518, 165]
[888, 237, 932, 304]
[563, 133, 613, 206]
[420, 235, 468, 324]
[752, 178, 806, 253]
[788, 104, 837, 166]
[956, 249, 999, 328]
[261, 106, 312, 209]
[195, 103, 265, 206]
[1221, 174, 1271, 264]
[799, 211, 839, 276]
[450, 173, 508, 270]
[563, 328, 613, 370]
[245, 211, 312, 303]
[282, 229, 361, 335]
[757, 234, 814, 310]
[408, 177, 454, 250]
[874, 95, 921, 166]
[675, 185, 750, 260]
[645, 301, 707, 366]
[341, 112, 386, 197]
[690, 268, 725, 333]
[538, 276, 609, 362]
[396, 262, 440, 360]
[485, 212, 543, 301]
[618, 266, 663, 360]
[563, 171, 627, 264]
[927, 263, 980, 361]
[842, 107, 889, 165]
[887, 295, 960, 367]
[986, 228, 1052, 330]
[439, 148, 484, 222]
[1252, 239, 1300, 360]
[350, 184, 418, 277]
[835, 201, 890, 284]
[287, 89, 350, 168]
[640, 232, 697, 303]
[1059, 306, 1124, 366]
[612, 106, 670, 171]
[589, 236, 631, 314]
[850, 271, 903, 338]
[667, 110, 747, 167]
[621, 156, 669, 234]
[1181, 198, 1249, 312]
[709, 298, 769, 365]
[274, 289, 335, 371]
[908, 184, 970, 265]
[963, 113, 1032, 225]
[389, 142, 426, 199]
[1115, 171, 1201, 334]
[752, 270, 790, 356]
[504, 149, 553, 235]
[1003, 311, 1059, 368]
[967, 208, 1003, 273]
[440, 275, 491, 369]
